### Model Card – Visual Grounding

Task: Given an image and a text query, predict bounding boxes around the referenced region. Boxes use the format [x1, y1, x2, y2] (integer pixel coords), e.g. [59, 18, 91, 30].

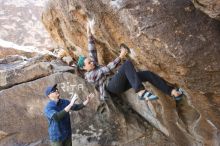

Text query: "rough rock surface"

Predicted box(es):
[42, 0, 220, 145]
[0, 55, 58, 89]
[0, 0, 55, 49]
[0, 56, 174, 146]
[0, 47, 36, 58]
[192, 0, 220, 20]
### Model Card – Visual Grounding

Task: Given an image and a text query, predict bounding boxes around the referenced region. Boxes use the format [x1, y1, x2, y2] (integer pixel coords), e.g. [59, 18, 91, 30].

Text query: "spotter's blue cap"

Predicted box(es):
[45, 84, 57, 97]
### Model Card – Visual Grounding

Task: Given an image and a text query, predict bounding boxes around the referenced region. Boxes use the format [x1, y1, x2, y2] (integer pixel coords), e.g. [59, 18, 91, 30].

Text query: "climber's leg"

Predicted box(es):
[137, 71, 183, 100]
[106, 60, 158, 100]
[106, 60, 142, 94]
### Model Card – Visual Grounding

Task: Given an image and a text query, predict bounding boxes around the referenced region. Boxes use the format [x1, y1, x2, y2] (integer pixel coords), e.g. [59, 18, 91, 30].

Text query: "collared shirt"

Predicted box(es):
[44, 98, 84, 141]
[85, 36, 121, 100]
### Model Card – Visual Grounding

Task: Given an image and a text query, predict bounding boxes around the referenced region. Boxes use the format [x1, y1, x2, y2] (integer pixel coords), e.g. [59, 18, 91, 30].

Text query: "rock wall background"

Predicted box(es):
[0, 0, 55, 49]
[0, 0, 220, 146]
[41, 0, 220, 145]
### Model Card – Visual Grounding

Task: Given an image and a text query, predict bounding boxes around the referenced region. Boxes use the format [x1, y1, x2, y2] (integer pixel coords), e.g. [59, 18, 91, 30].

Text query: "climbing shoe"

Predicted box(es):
[173, 88, 184, 101]
[138, 90, 158, 101]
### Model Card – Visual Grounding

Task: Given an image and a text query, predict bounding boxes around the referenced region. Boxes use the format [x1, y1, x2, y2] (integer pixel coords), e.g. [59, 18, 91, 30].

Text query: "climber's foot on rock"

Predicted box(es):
[138, 90, 158, 101]
[171, 88, 184, 101]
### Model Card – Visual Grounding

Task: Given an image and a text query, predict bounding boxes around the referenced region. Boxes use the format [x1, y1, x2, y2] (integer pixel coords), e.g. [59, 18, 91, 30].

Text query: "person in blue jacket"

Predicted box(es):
[44, 84, 94, 146]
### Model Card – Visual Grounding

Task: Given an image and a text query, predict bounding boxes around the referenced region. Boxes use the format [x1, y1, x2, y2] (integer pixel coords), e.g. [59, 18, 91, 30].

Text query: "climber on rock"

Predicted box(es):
[77, 22, 183, 102]
[44, 84, 94, 146]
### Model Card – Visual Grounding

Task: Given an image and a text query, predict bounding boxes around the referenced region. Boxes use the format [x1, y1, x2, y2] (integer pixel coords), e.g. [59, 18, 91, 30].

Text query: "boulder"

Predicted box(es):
[192, 0, 220, 20]
[0, 47, 36, 58]
[42, 0, 220, 145]
[0, 55, 74, 89]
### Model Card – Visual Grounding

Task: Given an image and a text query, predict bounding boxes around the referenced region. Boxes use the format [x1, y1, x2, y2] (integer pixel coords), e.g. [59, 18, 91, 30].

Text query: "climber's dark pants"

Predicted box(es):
[106, 60, 174, 96]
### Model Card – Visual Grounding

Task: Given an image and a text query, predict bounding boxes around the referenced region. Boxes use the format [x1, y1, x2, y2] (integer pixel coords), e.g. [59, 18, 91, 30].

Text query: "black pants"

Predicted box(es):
[106, 60, 174, 96]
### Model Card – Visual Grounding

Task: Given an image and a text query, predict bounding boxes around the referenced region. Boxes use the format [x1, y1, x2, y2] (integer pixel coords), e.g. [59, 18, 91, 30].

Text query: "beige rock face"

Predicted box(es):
[0, 0, 55, 49]
[192, 0, 220, 20]
[0, 55, 53, 89]
[0, 54, 76, 90]
[42, 0, 220, 145]
[0, 47, 36, 58]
